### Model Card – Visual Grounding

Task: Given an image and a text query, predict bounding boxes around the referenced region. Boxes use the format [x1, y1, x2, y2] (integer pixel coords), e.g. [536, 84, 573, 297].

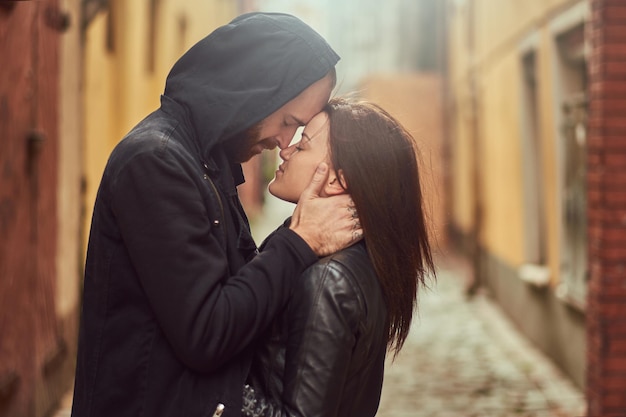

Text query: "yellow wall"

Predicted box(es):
[447, 0, 587, 278]
[83, 0, 238, 248]
[479, 56, 525, 264]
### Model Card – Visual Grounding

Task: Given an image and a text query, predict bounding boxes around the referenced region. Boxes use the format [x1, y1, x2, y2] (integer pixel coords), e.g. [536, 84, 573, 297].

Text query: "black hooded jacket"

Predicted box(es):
[70, 13, 339, 417]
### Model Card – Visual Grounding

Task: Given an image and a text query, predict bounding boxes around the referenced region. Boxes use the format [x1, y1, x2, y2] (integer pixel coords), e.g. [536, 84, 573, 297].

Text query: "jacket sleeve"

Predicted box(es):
[241, 261, 363, 417]
[108, 145, 317, 372]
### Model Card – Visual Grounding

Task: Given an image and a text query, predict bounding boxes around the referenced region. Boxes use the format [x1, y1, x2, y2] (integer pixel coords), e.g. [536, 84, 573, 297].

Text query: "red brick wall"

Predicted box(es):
[0, 1, 65, 416]
[586, 0, 626, 415]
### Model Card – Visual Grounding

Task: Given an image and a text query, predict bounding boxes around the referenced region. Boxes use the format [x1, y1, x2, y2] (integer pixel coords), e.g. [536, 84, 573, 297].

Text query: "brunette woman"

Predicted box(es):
[241, 98, 436, 417]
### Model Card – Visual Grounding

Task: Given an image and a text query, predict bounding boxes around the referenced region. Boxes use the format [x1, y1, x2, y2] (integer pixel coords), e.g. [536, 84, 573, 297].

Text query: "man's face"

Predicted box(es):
[268, 111, 331, 203]
[222, 123, 263, 164]
[226, 71, 334, 163]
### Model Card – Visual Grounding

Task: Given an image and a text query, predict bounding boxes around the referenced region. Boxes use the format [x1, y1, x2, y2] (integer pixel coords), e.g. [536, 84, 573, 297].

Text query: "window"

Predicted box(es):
[553, 19, 588, 309]
[517, 31, 551, 288]
[520, 49, 547, 268]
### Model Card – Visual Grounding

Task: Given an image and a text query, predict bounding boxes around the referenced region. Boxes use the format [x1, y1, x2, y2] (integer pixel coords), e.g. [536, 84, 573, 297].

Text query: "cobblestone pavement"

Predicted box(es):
[376, 259, 587, 417]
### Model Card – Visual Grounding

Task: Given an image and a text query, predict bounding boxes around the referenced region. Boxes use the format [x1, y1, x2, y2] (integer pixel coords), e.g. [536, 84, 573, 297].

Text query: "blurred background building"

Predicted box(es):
[0, 0, 624, 416]
[445, 1, 626, 415]
[447, 0, 590, 390]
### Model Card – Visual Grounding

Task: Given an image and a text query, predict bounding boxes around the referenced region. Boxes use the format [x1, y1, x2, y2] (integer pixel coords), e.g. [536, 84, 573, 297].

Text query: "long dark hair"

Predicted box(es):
[325, 97, 435, 356]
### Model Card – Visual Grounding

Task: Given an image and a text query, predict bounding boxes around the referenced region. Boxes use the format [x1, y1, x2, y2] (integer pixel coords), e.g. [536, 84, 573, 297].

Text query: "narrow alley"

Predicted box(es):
[4, 1, 626, 416]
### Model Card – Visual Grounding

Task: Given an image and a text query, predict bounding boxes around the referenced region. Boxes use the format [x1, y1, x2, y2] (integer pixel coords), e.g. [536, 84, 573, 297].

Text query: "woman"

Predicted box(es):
[242, 98, 436, 417]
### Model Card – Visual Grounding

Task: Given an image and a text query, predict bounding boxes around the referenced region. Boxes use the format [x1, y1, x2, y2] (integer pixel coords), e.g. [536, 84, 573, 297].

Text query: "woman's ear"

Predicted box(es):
[324, 169, 347, 196]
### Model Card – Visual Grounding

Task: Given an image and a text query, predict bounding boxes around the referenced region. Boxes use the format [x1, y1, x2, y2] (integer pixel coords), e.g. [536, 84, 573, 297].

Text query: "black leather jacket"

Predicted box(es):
[243, 241, 389, 417]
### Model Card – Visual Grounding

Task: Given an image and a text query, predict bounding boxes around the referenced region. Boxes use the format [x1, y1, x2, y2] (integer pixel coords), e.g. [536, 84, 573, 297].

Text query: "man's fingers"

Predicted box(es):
[290, 180, 362, 255]
[345, 202, 363, 243]
[351, 229, 364, 243]
[347, 203, 358, 220]
[301, 162, 329, 199]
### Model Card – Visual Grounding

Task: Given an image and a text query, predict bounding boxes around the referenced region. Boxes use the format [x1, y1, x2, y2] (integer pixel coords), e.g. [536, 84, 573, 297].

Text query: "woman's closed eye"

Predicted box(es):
[292, 135, 310, 152]
[296, 133, 315, 150]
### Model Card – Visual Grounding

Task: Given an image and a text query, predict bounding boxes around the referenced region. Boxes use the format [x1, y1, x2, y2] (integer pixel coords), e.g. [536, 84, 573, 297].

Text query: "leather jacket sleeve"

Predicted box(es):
[241, 258, 365, 417]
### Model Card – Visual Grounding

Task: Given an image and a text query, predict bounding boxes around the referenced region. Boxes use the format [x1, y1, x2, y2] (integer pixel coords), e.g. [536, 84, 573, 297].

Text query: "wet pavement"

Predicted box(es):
[52, 194, 587, 417]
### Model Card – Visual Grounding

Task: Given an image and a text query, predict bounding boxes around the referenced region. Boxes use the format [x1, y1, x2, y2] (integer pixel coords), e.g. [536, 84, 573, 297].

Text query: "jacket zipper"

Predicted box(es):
[202, 171, 227, 249]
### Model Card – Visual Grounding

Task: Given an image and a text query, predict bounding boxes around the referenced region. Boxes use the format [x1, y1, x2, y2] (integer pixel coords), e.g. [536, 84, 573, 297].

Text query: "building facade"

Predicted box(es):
[446, 0, 590, 389]
[446, 0, 626, 412]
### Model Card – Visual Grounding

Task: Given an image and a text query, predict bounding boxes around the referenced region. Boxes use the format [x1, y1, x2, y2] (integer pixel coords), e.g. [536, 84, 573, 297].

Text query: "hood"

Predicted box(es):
[163, 12, 340, 157]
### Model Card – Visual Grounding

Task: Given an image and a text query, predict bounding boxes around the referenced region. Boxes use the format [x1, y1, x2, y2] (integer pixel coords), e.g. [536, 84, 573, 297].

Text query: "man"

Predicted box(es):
[71, 13, 360, 417]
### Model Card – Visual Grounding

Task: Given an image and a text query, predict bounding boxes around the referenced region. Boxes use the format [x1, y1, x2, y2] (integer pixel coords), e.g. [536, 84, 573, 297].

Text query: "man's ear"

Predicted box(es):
[324, 169, 347, 196]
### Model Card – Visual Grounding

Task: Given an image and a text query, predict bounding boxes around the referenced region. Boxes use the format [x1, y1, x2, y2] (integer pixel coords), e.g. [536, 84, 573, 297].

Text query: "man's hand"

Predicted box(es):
[289, 163, 363, 257]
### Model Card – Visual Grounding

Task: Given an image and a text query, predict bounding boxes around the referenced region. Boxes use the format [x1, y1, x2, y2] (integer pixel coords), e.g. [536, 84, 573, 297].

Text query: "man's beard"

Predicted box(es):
[222, 122, 263, 163]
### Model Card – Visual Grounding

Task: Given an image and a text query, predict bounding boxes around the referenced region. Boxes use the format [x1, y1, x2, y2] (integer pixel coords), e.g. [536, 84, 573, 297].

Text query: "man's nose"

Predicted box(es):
[277, 127, 299, 149]
[279, 145, 296, 160]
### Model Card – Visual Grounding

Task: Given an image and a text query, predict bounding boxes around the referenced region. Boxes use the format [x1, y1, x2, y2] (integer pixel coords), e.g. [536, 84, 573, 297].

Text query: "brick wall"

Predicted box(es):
[586, 0, 626, 415]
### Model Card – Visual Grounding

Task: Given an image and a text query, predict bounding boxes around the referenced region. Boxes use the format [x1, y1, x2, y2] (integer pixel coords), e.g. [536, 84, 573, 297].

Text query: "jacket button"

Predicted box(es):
[203, 174, 209, 180]
[213, 220, 220, 226]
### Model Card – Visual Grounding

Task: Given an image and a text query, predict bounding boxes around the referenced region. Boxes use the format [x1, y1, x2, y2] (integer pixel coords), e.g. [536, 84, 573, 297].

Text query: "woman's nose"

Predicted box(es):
[279, 144, 296, 160]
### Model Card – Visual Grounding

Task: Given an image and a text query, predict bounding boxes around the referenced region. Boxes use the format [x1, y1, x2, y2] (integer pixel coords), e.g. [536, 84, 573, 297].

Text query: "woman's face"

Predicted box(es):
[268, 111, 332, 203]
